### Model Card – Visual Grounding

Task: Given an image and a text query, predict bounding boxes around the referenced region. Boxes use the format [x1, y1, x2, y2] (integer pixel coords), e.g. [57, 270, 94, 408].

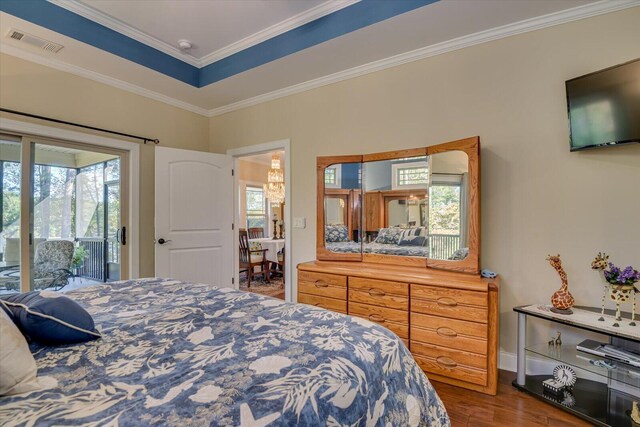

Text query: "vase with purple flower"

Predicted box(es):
[592, 252, 640, 327]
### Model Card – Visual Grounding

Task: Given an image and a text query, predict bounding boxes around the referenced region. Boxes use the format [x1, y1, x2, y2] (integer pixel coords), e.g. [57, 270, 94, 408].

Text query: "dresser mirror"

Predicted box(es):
[318, 158, 363, 261]
[317, 137, 479, 274]
[361, 153, 430, 261]
[428, 150, 469, 262]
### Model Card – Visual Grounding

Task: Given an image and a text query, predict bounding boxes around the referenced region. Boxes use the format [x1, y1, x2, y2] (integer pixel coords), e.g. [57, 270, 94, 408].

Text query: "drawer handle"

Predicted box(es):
[368, 288, 386, 297]
[314, 281, 329, 288]
[314, 303, 325, 308]
[436, 327, 458, 338]
[436, 297, 458, 307]
[436, 356, 458, 368]
[368, 314, 386, 323]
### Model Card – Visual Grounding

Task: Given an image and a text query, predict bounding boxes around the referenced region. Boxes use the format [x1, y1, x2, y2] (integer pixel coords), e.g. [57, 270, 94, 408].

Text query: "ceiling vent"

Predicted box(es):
[6, 29, 63, 53]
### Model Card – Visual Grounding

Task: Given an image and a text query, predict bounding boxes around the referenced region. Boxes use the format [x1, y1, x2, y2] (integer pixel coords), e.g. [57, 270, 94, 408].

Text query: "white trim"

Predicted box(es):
[227, 139, 292, 302]
[48, 0, 359, 68]
[0, 118, 141, 280]
[208, 0, 640, 117]
[198, 0, 359, 67]
[4, 0, 636, 118]
[48, 0, 200, 67]
[0, 43, 210, 117]
[500, 350, 557, 374]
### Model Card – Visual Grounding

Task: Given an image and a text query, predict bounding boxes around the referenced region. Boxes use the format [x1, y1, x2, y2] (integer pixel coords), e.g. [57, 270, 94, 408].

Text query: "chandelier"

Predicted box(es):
[264, 154, 285, 205]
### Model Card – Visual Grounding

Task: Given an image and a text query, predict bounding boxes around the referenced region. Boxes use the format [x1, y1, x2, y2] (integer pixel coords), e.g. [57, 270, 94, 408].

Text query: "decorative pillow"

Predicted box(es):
[448, 247, 469, 261]
[398, 235, 427, 246]
[0, 291, 101, 345]
[0, 309, 40, 396]
[249, 241, 263, 252]
[325, 225, 349, 243]
[374, 227, 404, 245]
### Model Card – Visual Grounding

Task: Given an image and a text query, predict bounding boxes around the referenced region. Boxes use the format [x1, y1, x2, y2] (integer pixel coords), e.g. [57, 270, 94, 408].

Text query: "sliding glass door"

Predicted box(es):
[0, 134, 129, 294]
[0, 134, 23, 293]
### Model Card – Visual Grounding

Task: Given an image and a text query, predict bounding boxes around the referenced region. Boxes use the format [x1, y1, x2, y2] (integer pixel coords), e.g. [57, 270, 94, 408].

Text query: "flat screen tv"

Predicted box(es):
[566, 58, 640, 151]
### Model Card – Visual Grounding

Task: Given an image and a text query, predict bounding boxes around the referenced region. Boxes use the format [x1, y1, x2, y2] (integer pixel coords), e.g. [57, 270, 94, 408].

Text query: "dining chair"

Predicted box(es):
[248, 228, 265, 239]
[239, 230, 269, 287]
[270, 246, 285, 284]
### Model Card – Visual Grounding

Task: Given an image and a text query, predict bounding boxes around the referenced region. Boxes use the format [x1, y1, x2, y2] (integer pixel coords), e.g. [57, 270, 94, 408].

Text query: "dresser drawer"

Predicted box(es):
[348, 289, 408, 310]
[349, 302, 409, 339]
[351, 313, 409, 339]
[411, 312, 487, 354]
[411, 284, 487, 307]
[349, 277, 408, 296]
[410, 341, 487, 370]
[299, 281, 346, 300]
[414, 354, 487, 386]
[411, 298, 487, 323]
[349, 302, 408, 324]
[298, 293, 347, 313]
[298, 270, 347, 287]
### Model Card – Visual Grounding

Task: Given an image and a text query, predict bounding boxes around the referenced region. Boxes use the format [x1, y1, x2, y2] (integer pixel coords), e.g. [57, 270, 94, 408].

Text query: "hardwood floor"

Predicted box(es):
[431, 370, 591, 426]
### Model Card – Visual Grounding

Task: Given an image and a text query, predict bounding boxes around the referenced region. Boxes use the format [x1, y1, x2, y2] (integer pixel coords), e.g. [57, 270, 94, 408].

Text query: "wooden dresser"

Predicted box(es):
[298, 261, 500, 395]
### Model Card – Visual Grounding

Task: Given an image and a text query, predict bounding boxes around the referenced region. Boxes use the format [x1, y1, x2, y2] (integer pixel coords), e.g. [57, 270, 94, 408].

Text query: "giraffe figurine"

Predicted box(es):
[548, 254, 575, 314]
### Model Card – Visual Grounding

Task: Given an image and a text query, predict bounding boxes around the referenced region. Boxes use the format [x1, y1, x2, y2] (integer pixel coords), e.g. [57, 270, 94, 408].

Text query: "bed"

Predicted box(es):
[0, 278, 449, 426]
[326, 241, 431, 257]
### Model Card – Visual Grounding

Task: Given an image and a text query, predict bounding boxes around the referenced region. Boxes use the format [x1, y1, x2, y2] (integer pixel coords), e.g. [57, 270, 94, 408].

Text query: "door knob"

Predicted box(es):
[157, 238, 171, 245]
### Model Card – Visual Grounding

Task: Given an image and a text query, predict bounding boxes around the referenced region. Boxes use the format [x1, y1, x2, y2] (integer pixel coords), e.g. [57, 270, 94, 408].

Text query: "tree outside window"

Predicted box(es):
[429, 185, 461, 235]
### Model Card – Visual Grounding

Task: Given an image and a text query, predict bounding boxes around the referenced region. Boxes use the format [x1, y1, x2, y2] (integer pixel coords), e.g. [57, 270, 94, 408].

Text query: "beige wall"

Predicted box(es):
[209, 9, 640, 355]
[0, 54, 210, 276]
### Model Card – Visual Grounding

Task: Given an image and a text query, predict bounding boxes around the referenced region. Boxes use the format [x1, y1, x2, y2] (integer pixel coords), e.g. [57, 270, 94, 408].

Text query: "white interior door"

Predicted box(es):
[155, 147, 233, 286]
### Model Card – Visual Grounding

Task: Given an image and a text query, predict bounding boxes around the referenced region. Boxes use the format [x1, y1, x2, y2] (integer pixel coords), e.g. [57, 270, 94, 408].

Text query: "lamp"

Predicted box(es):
[264, 154, 284, 205]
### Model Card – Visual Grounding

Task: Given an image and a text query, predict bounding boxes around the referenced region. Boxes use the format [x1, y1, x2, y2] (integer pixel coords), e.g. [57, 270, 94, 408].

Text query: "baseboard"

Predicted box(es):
[499, 350, 558, 375]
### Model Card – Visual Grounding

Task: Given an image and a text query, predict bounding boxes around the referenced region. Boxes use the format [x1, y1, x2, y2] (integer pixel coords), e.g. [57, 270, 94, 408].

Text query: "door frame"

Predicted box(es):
[0, 118, 141, 285]
[227, 139, 292, 302]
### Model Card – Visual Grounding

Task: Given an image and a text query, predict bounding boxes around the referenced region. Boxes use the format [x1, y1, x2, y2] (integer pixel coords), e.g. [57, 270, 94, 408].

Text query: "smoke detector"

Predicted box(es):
[6, 28, 63, 53]
[177, 39, 192, 51]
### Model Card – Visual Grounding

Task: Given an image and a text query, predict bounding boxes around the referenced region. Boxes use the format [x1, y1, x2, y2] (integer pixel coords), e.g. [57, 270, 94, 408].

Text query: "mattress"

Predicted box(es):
[0, 278, 449, 426]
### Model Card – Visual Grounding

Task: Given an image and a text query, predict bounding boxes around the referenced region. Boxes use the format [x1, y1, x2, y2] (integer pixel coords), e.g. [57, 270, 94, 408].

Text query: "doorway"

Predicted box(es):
[228, 140, 291, 302]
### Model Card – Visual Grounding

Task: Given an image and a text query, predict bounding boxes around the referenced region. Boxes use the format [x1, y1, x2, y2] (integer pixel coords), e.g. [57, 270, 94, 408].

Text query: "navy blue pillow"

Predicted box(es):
[398, 235, 426, 246]
[0, 291, 101, 345]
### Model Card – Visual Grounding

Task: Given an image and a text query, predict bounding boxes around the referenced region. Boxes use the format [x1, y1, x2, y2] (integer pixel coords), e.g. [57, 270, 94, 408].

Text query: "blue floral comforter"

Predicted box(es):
[0, 278, 449, 426]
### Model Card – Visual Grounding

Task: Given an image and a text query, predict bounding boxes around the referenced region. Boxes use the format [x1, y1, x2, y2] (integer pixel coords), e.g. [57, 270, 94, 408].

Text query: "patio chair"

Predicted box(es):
[2, 240, 75, 291]
[239, 230, 269, 288]
[248, 227, 264, 239]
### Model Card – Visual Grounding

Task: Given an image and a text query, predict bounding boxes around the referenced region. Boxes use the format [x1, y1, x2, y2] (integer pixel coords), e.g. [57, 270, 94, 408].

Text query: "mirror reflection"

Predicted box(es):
[428, 150, 469, 261]
[324, 162, 362, 253]
[361, 156, 430, 257]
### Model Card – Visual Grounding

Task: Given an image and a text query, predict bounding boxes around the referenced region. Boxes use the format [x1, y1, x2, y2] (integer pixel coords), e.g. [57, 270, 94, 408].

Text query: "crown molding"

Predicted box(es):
[48, 0, 359, 69]
[4, 0, 637, 119]
[208, 0, 639, 117]
[198, 0, 359, 67]
[0, 43, 210, 116]
[48, 0, 200, 67]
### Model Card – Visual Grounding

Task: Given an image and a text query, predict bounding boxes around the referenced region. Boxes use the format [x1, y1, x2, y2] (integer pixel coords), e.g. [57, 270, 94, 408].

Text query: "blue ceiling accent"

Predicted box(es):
[1, 0, 439, 88]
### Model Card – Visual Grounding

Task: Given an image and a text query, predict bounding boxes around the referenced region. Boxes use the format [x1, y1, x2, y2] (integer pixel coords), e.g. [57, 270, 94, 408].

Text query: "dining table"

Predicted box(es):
[248, 237, 285, 264]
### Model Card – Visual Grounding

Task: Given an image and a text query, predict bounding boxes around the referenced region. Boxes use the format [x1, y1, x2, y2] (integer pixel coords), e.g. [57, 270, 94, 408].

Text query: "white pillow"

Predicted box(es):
[0, 309, 42, 396]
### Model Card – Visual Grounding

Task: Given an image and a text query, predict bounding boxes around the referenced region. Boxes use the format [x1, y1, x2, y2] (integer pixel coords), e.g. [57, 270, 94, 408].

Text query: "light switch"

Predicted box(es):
[293, 217, 306, 229]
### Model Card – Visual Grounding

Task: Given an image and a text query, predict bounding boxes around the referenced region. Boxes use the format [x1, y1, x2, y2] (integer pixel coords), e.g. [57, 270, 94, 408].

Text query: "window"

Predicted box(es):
[324, 165, 342, 188]
[246, 186, 266, 230]
[392, 161, 428, 190]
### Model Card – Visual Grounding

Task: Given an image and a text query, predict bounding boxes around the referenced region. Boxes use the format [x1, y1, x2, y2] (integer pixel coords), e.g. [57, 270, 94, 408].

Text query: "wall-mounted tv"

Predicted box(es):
[566, 58, 640, 151]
